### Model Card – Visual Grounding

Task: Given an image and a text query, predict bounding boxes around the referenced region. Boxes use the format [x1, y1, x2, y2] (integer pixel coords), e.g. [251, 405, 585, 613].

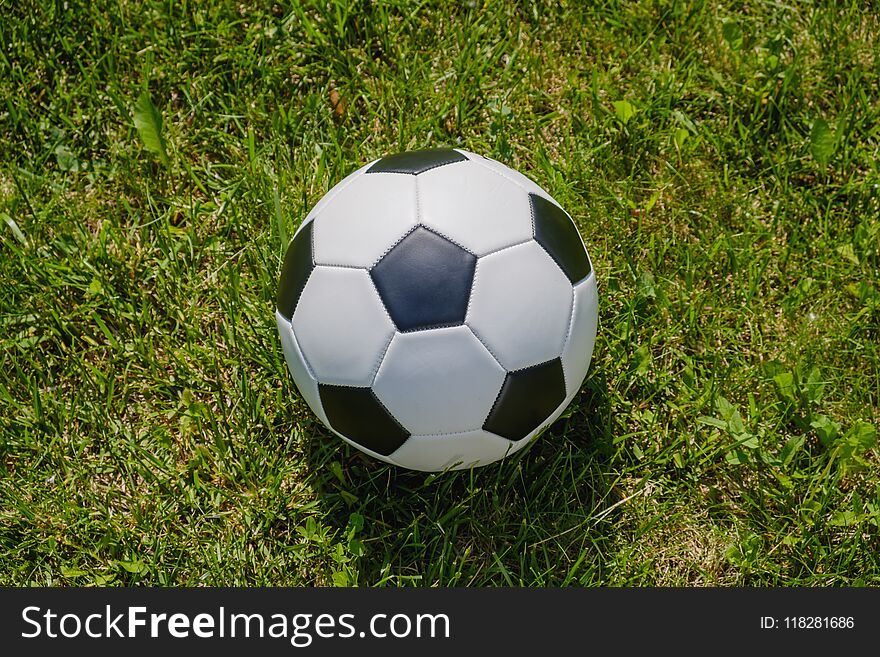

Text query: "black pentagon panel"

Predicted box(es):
[318, 384, 410, 456]
[483, 358, 566, 441]
[276, 221, 315, 320]
[370, 226, 476, 332]
[367, 148, 467, 175]
[530, 194, 592, 284]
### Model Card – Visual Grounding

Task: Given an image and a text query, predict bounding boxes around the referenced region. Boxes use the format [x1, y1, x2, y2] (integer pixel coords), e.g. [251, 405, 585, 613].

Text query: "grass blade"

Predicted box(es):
[2, 212, 27, 245]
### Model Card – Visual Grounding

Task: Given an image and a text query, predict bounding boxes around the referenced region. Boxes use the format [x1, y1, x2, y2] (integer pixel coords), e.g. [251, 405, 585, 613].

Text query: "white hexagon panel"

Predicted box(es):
[416, 157, 533, 256]
[372, 326, 506, 436]
[275, 311, 330, 428]
[300, 160, 377, 227]
[312, 170, 418, 268]
[561, 272, 599, 397]
[292, 266, 395, 386]
[467, 240, 574, 372]
[457, 149, 564, 208]
[389, 429, 516, 471]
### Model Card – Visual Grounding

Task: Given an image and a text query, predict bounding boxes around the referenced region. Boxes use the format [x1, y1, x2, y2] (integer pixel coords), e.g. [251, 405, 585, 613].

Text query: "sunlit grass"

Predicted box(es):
[1, 0, 877, 586]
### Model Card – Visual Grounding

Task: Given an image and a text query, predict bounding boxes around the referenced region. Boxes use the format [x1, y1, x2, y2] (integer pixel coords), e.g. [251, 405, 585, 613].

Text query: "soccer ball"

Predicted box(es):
[276, 148, 598, 471]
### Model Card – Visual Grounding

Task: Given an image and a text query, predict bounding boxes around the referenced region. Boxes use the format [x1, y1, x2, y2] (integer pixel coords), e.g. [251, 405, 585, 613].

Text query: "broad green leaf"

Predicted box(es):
[133, 92, 170, 166]
[347, 512, 364, 533]
[672, 109, 698, 134]
[780, 434, 805, 466]
[727, 411, 747, 438]
[811, 415, 840, 446]
[836, 243, 859, 265]
[836, 421, 876, 472]
[804, 367, 825, 404]
[681, 365, 695, 389]
[867, 502, 879, 528]
[54, 144, 82, 172]
[810, 118, 834, 167]
[848, 281, 874, 302]
[612, 100, 636, 125]
[721, 19, 743, 51]
[726, 448, 751, 465]
[830, 509, 860, 527]
[331, 570, 352, 587]
[632, 345, 652, 375]
[347, 538, 365, 557]
[773, 372, 796, 402]
[736, 433, 760, 449]
[697, 415, 728, 430]
[299, 516, 318, 540]
[116, 559, 145, 574]
[673, 127, 689, 151]
[328, 460, 344, 484]
[762, 359, 786, 378]
[60, 565, 89, 578]
[845, 421, 876, 451]
[714, 395, 736, 420]
[644, 188, 663, 213]
[332, 543, 350, 564]
[638, 271, 656, 299]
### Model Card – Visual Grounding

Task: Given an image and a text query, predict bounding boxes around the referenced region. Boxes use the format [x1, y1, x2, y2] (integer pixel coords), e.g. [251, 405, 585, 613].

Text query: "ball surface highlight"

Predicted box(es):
[276, 148, 598, 471]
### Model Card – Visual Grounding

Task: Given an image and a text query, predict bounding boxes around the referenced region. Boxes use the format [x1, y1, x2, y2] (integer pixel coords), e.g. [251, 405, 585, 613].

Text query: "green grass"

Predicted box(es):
[1, 0, 878, 587]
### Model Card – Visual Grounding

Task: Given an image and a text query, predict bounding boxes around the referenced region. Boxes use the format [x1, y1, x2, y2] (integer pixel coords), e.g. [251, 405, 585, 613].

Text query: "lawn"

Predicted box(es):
[1, 0, 878, 586]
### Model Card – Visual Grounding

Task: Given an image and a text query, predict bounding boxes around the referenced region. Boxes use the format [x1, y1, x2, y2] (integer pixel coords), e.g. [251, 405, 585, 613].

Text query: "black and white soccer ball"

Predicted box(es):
[276, 148, 598, 471]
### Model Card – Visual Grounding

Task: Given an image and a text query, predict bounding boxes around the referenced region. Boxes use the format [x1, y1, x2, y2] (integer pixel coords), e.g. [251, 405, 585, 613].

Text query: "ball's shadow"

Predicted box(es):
[303, 369, 617, 585]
